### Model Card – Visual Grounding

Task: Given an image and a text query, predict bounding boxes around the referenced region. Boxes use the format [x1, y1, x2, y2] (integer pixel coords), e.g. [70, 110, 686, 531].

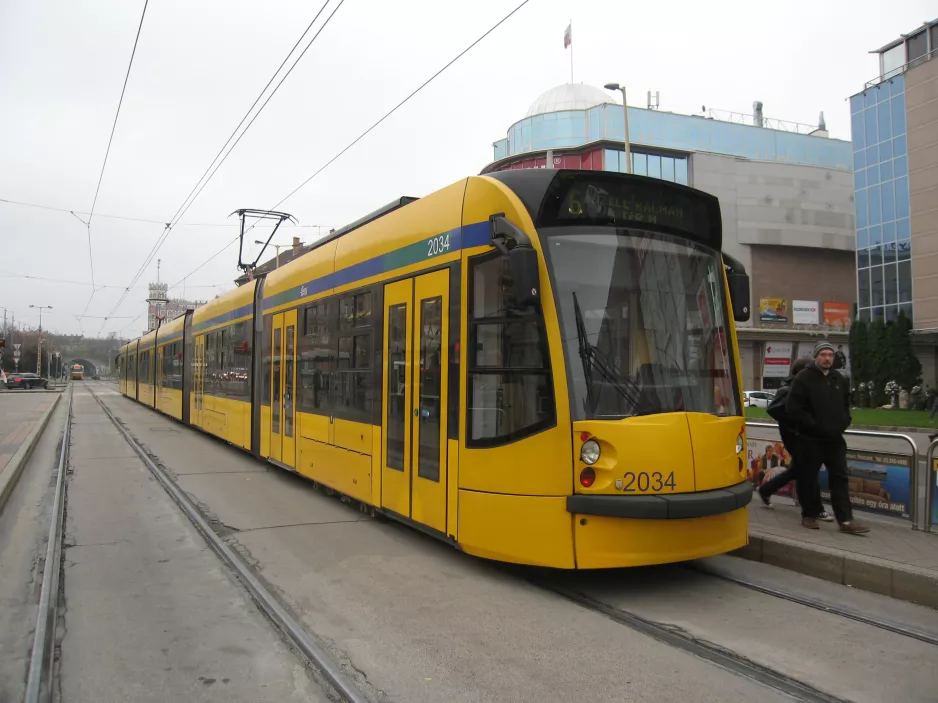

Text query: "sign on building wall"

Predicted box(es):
[792, 300, 819, 325]
[823, 302, 851, 327]
[762, 341, 793, 378]
[759, 298, 788, 323]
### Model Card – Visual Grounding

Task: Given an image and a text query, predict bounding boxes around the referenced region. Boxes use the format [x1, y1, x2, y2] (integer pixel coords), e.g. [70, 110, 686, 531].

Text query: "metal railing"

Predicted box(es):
[746, 422, 923, 530]
[864, 48, 938, 89]
[924, 439, 938, 533]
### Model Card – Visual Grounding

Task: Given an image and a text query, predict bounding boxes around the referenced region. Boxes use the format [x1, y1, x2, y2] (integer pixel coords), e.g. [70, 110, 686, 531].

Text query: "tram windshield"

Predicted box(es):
[542, 229, 738, 421]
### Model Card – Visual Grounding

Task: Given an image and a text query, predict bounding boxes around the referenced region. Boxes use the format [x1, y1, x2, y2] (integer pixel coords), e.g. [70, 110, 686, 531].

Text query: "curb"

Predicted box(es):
[0, 395, 61, 513]
[733, 531, 938, 609]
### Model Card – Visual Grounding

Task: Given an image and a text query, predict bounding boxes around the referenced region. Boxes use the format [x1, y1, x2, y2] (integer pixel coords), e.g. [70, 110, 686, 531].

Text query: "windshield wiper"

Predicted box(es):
[571, 293, 643, 414]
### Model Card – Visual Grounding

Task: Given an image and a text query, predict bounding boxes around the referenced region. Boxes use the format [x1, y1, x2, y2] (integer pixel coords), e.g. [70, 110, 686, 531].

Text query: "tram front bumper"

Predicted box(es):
[566, 479, 753, 520]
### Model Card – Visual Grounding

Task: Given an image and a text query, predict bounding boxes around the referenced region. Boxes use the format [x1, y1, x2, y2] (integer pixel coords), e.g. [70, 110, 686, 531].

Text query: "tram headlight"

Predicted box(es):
[580, 439, 601, 465]
[736, 433, 744, 455]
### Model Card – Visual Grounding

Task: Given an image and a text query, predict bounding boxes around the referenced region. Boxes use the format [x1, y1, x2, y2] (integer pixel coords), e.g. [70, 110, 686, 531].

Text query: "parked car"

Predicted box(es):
[743, 390, 775, 408]
[5, 372, 50, 390]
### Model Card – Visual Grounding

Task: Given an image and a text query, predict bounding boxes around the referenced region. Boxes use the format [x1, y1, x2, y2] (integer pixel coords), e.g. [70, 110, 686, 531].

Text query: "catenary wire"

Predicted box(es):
[266, 0, 532, 213]
[164, 1, 532, 306]
[100, 0, 345, 332]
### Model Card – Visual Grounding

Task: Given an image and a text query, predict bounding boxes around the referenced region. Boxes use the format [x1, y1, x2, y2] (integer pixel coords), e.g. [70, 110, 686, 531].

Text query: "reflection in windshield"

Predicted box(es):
[543, 229, 737, 420]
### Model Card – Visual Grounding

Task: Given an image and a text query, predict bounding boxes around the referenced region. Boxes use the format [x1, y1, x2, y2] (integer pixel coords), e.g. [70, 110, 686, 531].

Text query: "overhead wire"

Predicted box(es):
[267, 0, 532, 213]
[79, 0, 150, 323]
[0, 196, 320, 227]
[100, 0, 346, 333]
[166, 1, 532, 305]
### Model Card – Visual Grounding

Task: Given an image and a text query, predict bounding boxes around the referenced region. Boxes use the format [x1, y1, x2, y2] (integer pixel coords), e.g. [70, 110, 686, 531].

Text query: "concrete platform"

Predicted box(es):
[0, 392, 60, 511]
[742, 499, 938, 608]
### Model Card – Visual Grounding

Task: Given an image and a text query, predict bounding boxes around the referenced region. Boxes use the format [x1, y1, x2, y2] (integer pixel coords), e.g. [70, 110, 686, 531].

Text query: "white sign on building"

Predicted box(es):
[762, 341, 794, 379]
[792, 300, 819, 325]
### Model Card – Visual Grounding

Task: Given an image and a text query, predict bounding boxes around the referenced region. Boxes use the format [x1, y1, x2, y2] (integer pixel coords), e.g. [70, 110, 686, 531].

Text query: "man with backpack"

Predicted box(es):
[757, 356, 831, 522]
[786, 341, 870, 533]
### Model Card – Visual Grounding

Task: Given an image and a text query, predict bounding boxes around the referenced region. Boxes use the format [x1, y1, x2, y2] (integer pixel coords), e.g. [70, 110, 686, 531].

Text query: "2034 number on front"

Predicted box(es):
[615, 471, 677, 493]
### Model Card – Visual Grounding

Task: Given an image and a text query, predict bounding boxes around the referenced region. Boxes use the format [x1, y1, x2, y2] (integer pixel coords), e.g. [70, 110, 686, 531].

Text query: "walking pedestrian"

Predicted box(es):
[786, 341, 870, 533]
[756, 356, 832, 521]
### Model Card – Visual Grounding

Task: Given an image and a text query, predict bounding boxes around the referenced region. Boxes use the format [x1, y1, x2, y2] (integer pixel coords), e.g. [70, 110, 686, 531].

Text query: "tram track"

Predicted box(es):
[532, 579, 852, 703]
[686, 562, 938, 647]
[80, 382, 373, 703]
[81, 382, 938, 703]
[24, 383, 72, 703]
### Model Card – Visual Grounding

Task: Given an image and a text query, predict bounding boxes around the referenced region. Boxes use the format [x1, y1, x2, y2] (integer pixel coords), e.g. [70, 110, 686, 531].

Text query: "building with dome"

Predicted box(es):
[483, 84, 858, 390]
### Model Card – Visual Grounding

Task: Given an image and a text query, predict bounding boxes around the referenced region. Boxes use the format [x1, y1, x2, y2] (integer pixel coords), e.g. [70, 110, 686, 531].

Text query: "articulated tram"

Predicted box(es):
[117, 169, 753, 568]
[71, 364, 84, 380]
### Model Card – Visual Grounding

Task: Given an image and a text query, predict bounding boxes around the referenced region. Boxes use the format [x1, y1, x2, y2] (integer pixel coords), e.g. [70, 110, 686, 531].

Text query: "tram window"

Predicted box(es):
[261, 315, 272, 406]
[339, 292, 372, 330]
[386, 304, 407, 471]
[467, 253, 555, 446]
[335, 288, 374, 421]
[417, 296, 443, 481]
[298, 300, 334, 413]
[336, 333, 371, 416]
[226, 320, 251, 401]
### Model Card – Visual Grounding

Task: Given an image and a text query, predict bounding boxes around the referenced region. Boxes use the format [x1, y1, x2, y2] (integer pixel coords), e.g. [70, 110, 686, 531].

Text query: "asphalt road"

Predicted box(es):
[88, 381, 938, 703]
[38, 385, 329, 702]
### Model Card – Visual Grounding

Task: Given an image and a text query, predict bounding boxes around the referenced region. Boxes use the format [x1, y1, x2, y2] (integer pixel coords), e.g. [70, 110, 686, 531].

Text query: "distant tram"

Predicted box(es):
[71, 364, 84, 380]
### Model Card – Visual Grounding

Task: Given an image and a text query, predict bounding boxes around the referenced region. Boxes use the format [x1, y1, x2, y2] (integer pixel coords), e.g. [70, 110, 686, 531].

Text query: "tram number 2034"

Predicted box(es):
[427, 233, 451, 258]
[615, 471, 677, 492]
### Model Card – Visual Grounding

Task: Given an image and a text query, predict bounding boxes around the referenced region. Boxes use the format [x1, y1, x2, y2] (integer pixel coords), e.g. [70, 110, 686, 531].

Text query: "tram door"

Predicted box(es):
[193, 335, 205, 426]
[269, 310, 298, 468]
[381, 269, 449, 533]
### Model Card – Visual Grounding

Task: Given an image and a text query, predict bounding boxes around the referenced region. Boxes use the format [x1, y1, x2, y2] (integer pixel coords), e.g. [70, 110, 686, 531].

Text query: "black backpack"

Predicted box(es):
[766, 385, 790, 425]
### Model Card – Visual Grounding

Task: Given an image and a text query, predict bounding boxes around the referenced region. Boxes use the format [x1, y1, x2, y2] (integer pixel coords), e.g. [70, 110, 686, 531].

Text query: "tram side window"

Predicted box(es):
[229, 320, 251, 402]
[467, 253, 555, 446]
[261, 315, 272, 406]
[335, 290, 373, 420]
[140, 350, 149, 384]
[298, 300, 335, 413]
[161, 342, 181, 389]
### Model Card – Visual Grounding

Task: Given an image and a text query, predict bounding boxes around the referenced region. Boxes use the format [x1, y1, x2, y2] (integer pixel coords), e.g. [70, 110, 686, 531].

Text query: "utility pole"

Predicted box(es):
[30, 305, 52, 375]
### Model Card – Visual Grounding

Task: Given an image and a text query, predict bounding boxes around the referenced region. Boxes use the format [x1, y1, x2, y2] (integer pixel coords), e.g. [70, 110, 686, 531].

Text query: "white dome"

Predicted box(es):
[525, 84, 619, 117]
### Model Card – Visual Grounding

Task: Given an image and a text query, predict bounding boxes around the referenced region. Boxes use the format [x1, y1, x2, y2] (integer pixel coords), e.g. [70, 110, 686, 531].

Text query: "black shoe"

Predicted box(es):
[757, 488, 772, 509]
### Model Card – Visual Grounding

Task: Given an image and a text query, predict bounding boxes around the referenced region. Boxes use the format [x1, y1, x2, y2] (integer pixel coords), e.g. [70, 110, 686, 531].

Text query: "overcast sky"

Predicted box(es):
[1, 0, 934, 338]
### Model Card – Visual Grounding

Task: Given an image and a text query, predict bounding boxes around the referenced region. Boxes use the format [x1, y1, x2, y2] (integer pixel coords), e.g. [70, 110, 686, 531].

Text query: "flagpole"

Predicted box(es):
[569, 19, 573, 83]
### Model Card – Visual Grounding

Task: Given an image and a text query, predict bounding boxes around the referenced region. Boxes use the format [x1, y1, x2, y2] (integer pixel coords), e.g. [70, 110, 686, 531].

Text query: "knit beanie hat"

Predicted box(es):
[813, 341, 835, 358]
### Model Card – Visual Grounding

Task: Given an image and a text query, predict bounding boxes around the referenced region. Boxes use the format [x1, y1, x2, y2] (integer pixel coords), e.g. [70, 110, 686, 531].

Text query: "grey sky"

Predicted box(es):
[1, 0, 933, 338]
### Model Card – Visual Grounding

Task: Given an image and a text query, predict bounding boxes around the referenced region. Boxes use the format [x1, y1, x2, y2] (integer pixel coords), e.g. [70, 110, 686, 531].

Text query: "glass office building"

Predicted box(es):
[850, 19, 938, 328]
[851, 75, 912, 324]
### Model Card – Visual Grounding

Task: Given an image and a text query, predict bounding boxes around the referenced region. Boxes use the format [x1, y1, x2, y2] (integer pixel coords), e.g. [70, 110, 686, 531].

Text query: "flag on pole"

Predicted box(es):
[564, 23, 572, 49]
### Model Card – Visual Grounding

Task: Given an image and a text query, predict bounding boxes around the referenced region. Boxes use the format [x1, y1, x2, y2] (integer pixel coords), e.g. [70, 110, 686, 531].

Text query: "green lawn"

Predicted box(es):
[745, 405, 937, 429]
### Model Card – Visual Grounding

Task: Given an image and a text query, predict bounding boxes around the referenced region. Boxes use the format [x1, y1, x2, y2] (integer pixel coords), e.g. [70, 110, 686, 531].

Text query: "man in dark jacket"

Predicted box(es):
[757, 356, 831, 520]
[785, 341, 869, 533]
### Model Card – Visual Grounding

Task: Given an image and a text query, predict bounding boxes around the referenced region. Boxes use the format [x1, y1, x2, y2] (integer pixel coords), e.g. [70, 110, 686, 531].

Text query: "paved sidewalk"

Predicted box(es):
[741, 499, 938, 608]
[0, 394, 58, 479]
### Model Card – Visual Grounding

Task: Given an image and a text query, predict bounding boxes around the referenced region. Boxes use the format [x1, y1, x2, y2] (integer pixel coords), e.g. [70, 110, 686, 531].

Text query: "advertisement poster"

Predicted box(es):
[762, 341, 793, 379]
[819, 450, 911, 519]
[823, 302, 851, 327]
[747, 438, 795, 497]
[760, 298, 788, 323]
[796, 342, 816, 359]
[792, 300, 819, 325]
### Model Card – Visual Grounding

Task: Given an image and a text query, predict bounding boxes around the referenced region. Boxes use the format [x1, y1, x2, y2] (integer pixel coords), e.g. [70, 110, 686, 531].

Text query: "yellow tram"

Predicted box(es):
[118, 169, 753, 568]
[70, 364, 84, 380]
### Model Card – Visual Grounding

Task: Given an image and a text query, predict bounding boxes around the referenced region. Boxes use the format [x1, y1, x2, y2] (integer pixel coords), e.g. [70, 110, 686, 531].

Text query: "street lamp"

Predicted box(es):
[604, 83, 632, 174]
[29, 305, 52, 375]
[255, 240, 290, 270]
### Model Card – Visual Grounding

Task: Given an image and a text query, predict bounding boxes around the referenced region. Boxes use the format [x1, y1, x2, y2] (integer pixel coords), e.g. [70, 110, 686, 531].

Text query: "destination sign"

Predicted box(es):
[538, 173, 719, 246]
